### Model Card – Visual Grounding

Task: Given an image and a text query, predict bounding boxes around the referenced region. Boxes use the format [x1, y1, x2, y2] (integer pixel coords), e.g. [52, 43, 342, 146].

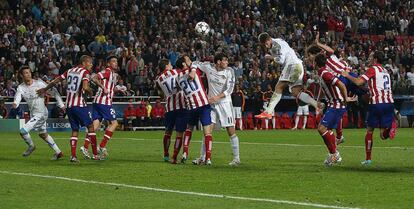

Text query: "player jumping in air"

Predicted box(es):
[255, 32, 322, 120]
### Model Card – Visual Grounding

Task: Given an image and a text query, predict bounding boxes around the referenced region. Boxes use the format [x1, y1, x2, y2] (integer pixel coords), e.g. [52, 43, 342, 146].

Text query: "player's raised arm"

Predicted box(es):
[315, 32, 335, 54]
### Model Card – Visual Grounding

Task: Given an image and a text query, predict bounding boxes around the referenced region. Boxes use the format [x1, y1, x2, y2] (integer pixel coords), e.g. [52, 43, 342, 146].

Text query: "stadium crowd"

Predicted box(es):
[1, 0, 414, 128]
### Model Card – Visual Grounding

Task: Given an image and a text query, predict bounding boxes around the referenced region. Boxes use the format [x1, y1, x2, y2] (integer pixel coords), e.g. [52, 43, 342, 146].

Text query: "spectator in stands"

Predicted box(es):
[2, 80, 16, 97]
[231, 84, 245, 130]
[407, 66, 414, 94]
[0, 97, 7, 119]
[135, 101, 148, 127]
[115, 79, 127, 96]
[123, 99, 137, 130]
[151, 99, 165, 126]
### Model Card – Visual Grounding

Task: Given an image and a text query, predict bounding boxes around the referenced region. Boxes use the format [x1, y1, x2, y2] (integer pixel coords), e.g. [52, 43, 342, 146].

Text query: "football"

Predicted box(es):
[195, 21, 210, 35]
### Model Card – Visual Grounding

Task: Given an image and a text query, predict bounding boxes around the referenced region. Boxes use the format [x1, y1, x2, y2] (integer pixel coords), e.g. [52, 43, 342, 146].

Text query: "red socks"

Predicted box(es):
[100, 130, 113, 148]
[88, 132, 97, 155]
[172, 136, 183, 160]
[365, 132, 373, 160]
[336, 119, 343, 139]
[163, 134, 171, 157]
[321, 130, 336, 154]
[205, 134, 213, 161]
[83, 136, 90, 149]
[183, 129, 192, 156]
[70, 137, 78, 157]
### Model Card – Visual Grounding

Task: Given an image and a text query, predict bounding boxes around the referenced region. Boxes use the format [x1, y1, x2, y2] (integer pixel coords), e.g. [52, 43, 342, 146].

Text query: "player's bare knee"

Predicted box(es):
[19, 128, 28, 136]
[38, 133, 48, 139]
[317, 124, 327, 134]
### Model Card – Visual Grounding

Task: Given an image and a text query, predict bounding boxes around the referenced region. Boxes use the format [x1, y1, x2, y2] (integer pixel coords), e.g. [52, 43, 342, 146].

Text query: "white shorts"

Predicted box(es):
[22, 114, 48, 134]
[296, 105, 309, 116]
[233, 107, 242, 119]
[279, 62, 304, 92]
[211, 101, 235, 128]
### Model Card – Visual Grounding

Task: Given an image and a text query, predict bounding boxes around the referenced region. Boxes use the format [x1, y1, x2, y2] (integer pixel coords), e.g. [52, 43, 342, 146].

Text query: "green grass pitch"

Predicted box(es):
[0, 129, 413, 209]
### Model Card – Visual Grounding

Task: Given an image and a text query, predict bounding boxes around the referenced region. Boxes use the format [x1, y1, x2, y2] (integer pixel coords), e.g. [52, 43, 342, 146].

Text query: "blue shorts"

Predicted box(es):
[67, 107, 93, 131]
[367, 103, 394, 128]
[320, 107, 346, 129]
[92, 103, 116, 121]
[339, 73, 367, 96]
[188, 105, 212, 127]
[164, 109, 188, 132]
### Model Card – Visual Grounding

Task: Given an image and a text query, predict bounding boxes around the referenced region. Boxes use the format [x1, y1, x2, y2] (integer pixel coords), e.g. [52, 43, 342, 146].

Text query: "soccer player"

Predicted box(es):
[191, 53, 241, 166]
[341, 51, 396, 165]
[155, 59, 187, 164]
[306, 33, 364, 144]
[176, 55, 214, 165]
[37, 55, 99, 162]
[231, 84, 245, 130]
[13, 66, 64, 160]
[255, 32, 322, 120]
[313, 54, 352, 166]
[292, 91, 311, 130]
[80, 55, 118, 159]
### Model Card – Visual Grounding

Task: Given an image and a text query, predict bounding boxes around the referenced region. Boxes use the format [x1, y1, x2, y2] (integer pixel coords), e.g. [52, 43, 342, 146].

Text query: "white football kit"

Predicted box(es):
[14, 80, 64, 133]
[270, 38, 304, 90]
[192, 61, 236, 127]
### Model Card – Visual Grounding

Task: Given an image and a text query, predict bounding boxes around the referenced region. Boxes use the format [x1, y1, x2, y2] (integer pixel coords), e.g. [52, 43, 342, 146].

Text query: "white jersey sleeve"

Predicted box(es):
[223, 67, 235, 98]
[191, 61, 212, 73]
[13, 85, 23, 108]
[271, 38, 302, 66]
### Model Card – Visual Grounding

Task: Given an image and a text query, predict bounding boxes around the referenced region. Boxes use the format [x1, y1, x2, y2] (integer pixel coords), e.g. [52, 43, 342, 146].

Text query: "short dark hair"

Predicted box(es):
[214, 53, 228, 64]
[19, 65, 30, 75]
[314, 54, 327, 68]
[80, 55, 92, 64]
[106, 55, 117, 63]
[175, 56, 186, 69]
[307, 45, 322, 55]
[373, 51, 385, 63]
[258, 32, 271, 44]
[158, 58, 170, 71]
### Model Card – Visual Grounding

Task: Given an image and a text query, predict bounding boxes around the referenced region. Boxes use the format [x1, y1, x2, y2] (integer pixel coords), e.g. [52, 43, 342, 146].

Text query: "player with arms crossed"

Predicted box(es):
[176, 55, 214, 165]
[13, 66, 65, 160]
[38, 55, 100, 162]
[341, 51, 397, 165]
[80, 55, 118, 159]
[191, 53, 241, 166]
[313, 54, 354, 165]
[156, 59, 187, 164]
[256, 32, 322, 120]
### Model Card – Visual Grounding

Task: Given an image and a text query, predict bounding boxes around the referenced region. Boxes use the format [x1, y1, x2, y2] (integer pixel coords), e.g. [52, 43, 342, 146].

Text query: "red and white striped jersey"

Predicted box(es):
[60, 66, 90, 108]
[177, 68, 209, 110]
[318, 66, 346, 109]
[326, 54, 347, 76]
[156, 69, 186, 112]
[93, 67, 117, 106]
[361, 64, 394, 104]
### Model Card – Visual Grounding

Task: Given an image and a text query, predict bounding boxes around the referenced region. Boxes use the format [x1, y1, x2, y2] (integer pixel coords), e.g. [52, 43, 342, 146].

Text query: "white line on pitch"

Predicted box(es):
[0, 170, 362, 209]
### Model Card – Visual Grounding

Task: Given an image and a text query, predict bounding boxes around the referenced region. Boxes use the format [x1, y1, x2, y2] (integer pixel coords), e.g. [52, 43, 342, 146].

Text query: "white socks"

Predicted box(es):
[294, 116, 300, 129]
[298, 92, 318, 109]
[230, 134, 240, 161]
[200, 137, 206, 161]
[22, 133, 34, 146]
[265, 92, 282, 114]
[303, 116, 308, 129]
[44, 135, 61, 154]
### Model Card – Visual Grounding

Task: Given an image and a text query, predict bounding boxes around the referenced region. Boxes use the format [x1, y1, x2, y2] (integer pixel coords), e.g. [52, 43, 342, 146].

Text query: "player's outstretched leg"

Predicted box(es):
[171, 135, 183, 164]
[362, 130, 373, 165]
